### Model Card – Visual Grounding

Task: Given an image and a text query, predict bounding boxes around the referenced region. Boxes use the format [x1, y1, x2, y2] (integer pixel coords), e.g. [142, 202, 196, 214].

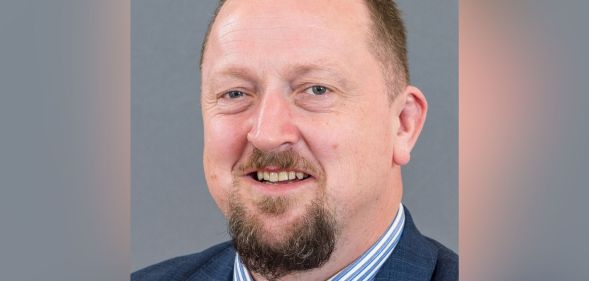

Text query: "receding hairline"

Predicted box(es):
[200, 0, 409, 100]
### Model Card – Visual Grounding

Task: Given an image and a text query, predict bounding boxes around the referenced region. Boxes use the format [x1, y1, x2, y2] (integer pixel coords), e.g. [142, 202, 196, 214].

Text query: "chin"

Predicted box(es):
[260, 209, 304, 228]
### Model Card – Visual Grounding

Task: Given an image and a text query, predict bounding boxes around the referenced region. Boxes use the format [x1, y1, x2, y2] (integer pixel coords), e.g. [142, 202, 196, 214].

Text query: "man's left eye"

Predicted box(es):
[223, 90, 245, 99]
[305, 85, 329, 96]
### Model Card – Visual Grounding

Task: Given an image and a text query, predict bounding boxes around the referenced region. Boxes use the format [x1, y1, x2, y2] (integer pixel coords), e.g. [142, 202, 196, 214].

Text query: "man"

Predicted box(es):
[133, 0, 457, 280]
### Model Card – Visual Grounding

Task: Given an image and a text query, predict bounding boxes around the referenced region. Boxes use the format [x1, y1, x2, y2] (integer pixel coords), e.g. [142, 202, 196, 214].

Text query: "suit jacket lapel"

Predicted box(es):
[374, 207, 438, 281]
[187, 246, 235, 281]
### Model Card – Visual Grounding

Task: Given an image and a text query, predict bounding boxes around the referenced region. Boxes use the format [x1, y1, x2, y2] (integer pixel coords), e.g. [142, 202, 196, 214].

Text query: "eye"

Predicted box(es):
[215, 89, 253, 114]
[305, 85, 329, 96]
[295, 84, 337, 112]
[223, 90, 245, 99]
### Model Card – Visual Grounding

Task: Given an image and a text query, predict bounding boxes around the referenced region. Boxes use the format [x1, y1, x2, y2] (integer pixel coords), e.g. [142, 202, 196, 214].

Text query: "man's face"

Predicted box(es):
[201, 0, 402, 257]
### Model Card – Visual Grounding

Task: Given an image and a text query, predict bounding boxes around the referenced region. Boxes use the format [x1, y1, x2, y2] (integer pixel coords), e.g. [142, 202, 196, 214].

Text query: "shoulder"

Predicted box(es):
[425, 237, 458, 281]
[375, 206, 458, 281]
[131, 241, 235, 281]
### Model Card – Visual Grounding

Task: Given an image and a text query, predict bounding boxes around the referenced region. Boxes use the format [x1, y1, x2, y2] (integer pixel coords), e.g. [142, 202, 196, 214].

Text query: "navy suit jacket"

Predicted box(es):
[132, 207, 458, 280]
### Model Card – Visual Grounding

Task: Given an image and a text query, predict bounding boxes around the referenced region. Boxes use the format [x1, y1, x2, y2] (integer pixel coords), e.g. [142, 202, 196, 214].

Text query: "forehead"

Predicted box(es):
[203, 0, 375, 76]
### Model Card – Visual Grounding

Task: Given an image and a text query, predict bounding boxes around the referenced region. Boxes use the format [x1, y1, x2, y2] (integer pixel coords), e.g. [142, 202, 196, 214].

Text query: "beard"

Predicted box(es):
[228, 149, 337, 280]
[228, 196, 336, 280]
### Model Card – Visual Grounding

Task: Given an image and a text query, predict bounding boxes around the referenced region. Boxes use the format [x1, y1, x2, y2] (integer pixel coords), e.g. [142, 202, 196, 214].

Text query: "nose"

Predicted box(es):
[247, 91, 300, 152]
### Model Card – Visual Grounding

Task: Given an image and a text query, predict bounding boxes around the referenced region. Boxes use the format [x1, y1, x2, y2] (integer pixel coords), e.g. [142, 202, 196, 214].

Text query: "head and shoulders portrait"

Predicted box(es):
[132, 1, 457, 280]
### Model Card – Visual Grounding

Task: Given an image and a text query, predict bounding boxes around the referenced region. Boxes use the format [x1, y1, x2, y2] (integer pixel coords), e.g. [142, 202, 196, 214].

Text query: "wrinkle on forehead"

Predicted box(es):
[212, 0, 371, 44]
[214, 16, 331, 50]
[216, 15, 325, 38]
[208, 13, 367, 62]
[206, 17, 346, 78]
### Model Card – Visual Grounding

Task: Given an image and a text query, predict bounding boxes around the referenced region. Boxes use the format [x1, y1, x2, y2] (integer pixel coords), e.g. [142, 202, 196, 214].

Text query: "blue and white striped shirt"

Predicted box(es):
[233, 203, 405, 281]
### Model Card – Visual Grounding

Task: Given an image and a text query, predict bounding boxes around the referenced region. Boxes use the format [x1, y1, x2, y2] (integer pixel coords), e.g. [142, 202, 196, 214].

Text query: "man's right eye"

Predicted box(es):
[223, 90, 245, 99]
[215, 90, 252, 114]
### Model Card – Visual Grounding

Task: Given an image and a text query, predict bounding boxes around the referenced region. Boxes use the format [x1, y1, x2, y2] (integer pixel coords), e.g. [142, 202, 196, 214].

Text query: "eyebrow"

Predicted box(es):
[204, 66, 257, 95]
[288, 62, 333, 74]
[209, 61, 353, 90]
[284, 62, 349, 82]
[215, 66, 258, 82]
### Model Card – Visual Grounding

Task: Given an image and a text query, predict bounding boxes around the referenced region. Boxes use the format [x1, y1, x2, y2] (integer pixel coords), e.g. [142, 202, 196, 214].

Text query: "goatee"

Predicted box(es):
[228, 197, 336, 280]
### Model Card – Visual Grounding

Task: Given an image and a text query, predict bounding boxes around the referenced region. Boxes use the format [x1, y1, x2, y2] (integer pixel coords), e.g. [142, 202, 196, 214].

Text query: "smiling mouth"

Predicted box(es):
[248, 170, 312, 184]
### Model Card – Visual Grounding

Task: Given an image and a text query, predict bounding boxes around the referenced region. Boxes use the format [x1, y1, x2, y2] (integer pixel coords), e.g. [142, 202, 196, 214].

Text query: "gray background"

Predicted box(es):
[132, 0, 457, 271]
[2, 0, 588, 280]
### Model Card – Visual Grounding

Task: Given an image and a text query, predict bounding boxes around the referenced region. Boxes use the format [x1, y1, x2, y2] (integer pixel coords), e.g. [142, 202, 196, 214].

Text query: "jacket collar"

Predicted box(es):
[374, 206, 438, 281]
[187, 243, 235, 281]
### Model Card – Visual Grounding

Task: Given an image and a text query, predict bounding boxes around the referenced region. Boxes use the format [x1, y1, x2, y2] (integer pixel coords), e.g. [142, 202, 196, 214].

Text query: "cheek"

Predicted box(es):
[302, 117, 365, 197]
[303, 110, 395, 211]
[203, 116, 249, 209]
[308, 113, 392, 171]
[204, 117, 247, 161]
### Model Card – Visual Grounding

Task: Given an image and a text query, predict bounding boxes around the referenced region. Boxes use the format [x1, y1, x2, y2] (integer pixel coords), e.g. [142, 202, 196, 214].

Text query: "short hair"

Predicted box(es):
[200, 0, 409, 100]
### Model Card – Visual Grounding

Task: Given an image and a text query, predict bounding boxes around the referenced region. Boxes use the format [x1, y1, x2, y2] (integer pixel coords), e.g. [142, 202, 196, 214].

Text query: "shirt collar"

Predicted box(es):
[234, 203, 406, 281]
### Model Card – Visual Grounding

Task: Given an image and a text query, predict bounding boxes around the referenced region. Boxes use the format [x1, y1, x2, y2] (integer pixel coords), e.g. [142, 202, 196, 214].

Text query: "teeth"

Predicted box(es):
[269, 172, 278, 182]
[278, 171, 288, 181]
[255, 171, 309, 182]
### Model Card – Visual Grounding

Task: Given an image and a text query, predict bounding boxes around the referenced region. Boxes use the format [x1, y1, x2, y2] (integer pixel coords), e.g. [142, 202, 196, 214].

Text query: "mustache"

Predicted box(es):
[236, 148, 319, 175]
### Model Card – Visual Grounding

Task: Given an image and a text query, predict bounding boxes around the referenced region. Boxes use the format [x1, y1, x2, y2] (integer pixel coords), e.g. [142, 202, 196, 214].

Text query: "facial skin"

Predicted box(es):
[201, 0, 427, 280]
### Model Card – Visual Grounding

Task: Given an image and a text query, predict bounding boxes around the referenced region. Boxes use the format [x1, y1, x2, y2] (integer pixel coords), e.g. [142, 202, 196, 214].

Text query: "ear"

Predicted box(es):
[392, 85, 428, 166]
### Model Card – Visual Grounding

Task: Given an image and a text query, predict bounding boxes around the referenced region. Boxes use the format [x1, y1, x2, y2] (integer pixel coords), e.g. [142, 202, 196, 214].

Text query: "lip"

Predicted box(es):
[239, 174, 315, 195]
[240, 166, 316, 178]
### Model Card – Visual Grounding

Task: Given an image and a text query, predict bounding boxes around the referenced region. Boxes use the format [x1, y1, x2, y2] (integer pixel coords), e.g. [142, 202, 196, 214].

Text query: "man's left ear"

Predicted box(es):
[392, 85, 428, 166]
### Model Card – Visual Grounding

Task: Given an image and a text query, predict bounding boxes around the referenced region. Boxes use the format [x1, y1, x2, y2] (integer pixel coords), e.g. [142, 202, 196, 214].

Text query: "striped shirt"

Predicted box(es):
[233, 203, 405, 281]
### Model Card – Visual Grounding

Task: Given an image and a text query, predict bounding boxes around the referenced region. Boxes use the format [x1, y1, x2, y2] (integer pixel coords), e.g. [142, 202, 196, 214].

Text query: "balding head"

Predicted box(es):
[200, 0, 409, 100]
